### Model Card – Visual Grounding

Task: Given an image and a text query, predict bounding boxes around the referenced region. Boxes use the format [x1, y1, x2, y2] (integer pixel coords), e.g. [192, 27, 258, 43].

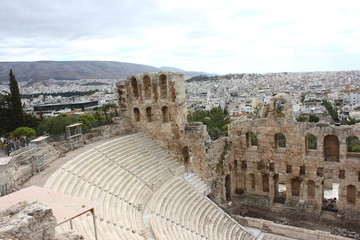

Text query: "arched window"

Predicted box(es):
[130, 77, 139, 98]
[275, 99, 286, 117]
[307, 180, 315, 198]
[159, 74, 167, 99]
[275, 133, 286, 148]
[161, 106, 170, 122]
[146, 107, 152, 122]
[262, 174, 269, 192]
[306, 134, 317, 150]
[250, 174, 256, 190]
[347, 136, 360, 153]
[246, 132, 258, 147]
[324, 135, 339, 161]
[133, 108, 140, 122]
[143, 75, 151, 99]
[347, 185, 356, 204]
[291, 178, 301, 197]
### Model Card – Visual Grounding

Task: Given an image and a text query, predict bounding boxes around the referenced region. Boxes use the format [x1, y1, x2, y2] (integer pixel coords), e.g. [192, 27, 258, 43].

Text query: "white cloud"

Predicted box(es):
[0, 0, 359, 74]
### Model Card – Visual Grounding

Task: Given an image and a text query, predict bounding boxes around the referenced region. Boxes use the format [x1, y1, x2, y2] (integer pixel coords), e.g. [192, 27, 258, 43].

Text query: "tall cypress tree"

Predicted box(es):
[0, 93, 12, 134]
[9, 69, 24, 130]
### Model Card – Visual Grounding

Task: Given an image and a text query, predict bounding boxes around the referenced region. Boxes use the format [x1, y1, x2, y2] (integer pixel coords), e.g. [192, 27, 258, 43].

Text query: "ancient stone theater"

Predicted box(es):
[1, 71, 359, 240]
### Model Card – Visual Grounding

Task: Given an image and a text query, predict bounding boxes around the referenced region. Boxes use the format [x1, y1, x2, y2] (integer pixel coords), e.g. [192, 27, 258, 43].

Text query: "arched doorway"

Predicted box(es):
[324, 135, 339, 161]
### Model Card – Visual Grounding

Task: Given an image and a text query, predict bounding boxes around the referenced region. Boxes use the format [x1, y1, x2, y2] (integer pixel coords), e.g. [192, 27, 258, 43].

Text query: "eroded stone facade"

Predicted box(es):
[116, 72, 188, 162]
[229, 93, 360, 228]
[116, 72, 232, 200]
[117, 72, 360, 230]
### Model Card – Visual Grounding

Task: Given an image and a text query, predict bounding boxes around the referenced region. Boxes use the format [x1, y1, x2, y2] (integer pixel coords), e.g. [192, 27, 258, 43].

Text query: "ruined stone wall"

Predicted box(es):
[0, 144, 61, 194]
[82, 117, 132, 144]
[0, 118, 132, 196]
[236, 216, 355, 240]
[116, 74, 360, 226]
[116, 72, 188, 161]
[116, 72, 234, 199]
[228, 93, 360, 225]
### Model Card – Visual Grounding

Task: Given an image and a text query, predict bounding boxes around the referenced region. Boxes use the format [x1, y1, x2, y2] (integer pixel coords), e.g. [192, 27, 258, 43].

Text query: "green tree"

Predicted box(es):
[250, 132, 258, 146]
[322, 100, 339, 122]
[347, 136, 360, 152]
[352, 145, 360, 152]
[37, 114, 78, 135]
[187, 110, 208, 122]
[100, 103, 117, 120]
[296, 114, 308, 122]
[301, 95, 305, 103]
[8, 69, 24, 129]
[307, 134, 317, 150]
[77, 113, 96, 132]
[0, 93, 12, 135]
[188, 107, 230, 139]
[308, 115, 319, 122]
[11, 127, 36, 137]
[341, 117, 359, 125]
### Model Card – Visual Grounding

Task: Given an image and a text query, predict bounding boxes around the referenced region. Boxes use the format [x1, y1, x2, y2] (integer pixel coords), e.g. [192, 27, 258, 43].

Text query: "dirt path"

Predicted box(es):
[22, 135, 122, 188]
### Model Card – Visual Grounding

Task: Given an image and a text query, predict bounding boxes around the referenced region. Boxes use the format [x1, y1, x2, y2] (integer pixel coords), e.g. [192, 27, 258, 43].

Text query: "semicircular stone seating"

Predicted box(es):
[45, 132, 254, 240]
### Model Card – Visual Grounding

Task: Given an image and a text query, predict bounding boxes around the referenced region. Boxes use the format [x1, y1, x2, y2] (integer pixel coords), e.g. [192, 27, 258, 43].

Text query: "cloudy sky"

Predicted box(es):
[0, 0, 359, 74]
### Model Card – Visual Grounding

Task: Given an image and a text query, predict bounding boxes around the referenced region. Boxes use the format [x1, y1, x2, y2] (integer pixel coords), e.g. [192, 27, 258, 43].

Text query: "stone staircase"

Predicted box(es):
[45, 132, 254, 240]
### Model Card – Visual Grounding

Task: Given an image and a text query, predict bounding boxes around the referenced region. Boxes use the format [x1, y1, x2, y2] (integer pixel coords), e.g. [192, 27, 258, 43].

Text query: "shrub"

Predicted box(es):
[11, 127, 36, 137]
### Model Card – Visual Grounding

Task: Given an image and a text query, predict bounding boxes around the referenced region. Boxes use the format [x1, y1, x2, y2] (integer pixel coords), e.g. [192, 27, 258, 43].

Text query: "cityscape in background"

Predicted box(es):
[1, 70, 359, 123]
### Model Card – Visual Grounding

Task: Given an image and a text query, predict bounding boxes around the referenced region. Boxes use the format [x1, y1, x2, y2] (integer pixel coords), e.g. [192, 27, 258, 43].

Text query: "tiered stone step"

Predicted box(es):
[181, 172, 211, 196]
[45, 132, 184, 240]
[149, 176, 255, 240]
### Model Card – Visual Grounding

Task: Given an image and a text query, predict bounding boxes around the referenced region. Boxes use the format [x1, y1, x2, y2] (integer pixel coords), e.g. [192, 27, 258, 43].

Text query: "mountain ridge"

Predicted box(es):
[0, 61, 214, 83]
[0, 61, 161, 82]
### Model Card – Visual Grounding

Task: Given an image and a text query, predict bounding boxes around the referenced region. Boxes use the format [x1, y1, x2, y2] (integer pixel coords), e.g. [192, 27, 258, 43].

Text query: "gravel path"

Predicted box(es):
[22, 135, 122, 189]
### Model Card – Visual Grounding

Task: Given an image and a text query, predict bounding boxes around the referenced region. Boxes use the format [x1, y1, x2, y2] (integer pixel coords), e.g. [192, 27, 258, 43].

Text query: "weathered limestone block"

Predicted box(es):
[0, 201, 56, 240]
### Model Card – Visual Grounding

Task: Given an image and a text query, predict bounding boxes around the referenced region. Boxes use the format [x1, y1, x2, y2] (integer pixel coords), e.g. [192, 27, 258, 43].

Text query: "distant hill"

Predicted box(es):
[0, 61, 215, 83]
[159, 66, 216, 79]
[0, 61, 160, 82]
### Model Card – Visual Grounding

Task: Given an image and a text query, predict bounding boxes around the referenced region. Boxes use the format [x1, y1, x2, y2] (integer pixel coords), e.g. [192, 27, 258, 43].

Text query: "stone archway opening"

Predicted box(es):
[225, 175, 231, 201]
[324, 135, 339, 161]
[159, 74, 167, 99]
[133, 108, 140, 122]
[322, 179, 339, 212]
[291, 178, 301, 197]
[347, 136, 360, 157]
[162, 106, 170, 122]
[143, 75, 152, 100]
[275, 99, 286, 118]
[306, 134, 317, 150]
[275, 133, 286, 148]
[250, 174, 256, 191]
[130, 77, 139, 98]
[347, 185, 356, 205]
[262, 174, 269, 192]
[182, 146, 190, 164]
[246, 132, 258, 147]
[274, 174, 286, 204]
[146, 107, 152, 122]
[307, 180, 315, 198]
